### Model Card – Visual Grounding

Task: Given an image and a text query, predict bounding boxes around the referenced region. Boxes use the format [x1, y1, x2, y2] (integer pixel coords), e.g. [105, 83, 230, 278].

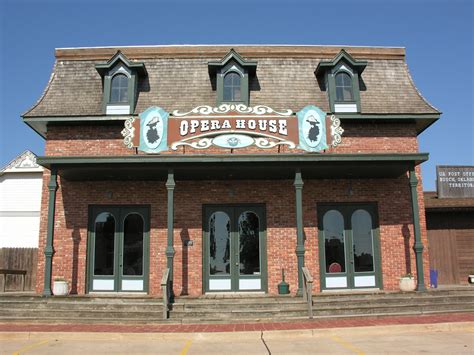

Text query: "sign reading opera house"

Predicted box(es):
[23, 45, 440, 297]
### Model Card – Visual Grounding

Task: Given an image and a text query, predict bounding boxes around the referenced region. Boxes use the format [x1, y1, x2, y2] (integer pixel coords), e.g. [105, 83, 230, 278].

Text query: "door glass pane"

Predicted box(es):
[123, 213, 144, 276]
[238, 211, 260, 275]
[94, 212, 115, 276]
[323, 210, 346, 273]
[352, 209, 374, 272]
[209, 212, 231, 275]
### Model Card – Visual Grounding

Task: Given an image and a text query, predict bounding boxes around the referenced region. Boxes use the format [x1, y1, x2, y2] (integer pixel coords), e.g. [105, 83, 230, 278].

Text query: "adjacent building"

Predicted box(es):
[22, 45, 441, 296]
[0, 150, 43, 248]
[425, 166, 474, 285]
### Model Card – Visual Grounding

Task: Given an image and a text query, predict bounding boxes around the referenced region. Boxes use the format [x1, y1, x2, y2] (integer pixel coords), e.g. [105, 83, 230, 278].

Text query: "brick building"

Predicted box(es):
[23, 45, 440, 297]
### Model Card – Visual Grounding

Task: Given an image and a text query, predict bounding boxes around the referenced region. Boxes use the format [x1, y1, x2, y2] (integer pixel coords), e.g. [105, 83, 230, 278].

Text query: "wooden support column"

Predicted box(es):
[165, 170, 176, 287]
[294, 170, 305, 295]
[409, 167, 427, 291]
[43, 168, 58, 297]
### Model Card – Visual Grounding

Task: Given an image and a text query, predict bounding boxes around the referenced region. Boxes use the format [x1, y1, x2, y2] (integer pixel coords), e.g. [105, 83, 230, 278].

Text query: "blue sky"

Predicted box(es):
[0, 0, 472, 190]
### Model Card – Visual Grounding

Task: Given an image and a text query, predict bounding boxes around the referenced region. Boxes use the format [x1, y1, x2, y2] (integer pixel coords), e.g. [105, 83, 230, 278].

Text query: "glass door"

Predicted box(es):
[88, 206, 149, 292]
[318, 204, 381, 290]
[203, 205, 267, 292]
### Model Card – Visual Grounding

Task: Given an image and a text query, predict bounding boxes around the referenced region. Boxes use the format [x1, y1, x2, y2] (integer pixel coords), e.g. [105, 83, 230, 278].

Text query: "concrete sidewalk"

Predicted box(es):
[1, 322, 473, 354]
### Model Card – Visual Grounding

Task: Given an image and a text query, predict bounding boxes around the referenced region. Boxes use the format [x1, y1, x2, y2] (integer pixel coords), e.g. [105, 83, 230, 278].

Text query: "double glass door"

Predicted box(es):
[88, 206, 149, 292]
[318, 204, 381, 290]
[203, 205, 267, 292]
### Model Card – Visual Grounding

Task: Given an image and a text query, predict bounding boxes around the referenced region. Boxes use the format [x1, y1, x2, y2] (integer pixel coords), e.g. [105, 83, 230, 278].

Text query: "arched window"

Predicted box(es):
[223, 72, 241, 102]
[335, 72, 353, 102]
[110, 74, 129, 103]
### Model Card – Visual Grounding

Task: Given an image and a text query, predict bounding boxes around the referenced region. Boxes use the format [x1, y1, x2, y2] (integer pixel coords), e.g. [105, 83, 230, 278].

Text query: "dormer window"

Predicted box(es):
[315, 49, 367, 113]
[335, 72, 353, 102]
[208, 49, 257, 106]
[223, 72, 242, 101]
[95, 51, 147, 115]
[110, 74, 129, 103]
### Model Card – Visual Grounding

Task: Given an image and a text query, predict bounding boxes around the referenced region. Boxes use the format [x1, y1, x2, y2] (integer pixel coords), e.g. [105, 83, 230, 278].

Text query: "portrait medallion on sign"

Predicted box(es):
[138, 106, 169, 153]
[297, 105, 329, 152]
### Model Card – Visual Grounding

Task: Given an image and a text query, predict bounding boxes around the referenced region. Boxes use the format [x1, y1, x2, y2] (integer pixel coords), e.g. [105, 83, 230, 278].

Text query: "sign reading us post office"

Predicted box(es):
[122, 104, 344, 153]
[437, 166, 474, 198]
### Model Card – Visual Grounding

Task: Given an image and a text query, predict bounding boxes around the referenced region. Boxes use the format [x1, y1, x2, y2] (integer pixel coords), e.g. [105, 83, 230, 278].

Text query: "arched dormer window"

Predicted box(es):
[315, 49, 367, 113]
[95, 51, 147, 115]
[110, 74, 129, 103]
[223, 72, 242, 102]
[335, 72, 353, 102]
[208, 49, 257, 106]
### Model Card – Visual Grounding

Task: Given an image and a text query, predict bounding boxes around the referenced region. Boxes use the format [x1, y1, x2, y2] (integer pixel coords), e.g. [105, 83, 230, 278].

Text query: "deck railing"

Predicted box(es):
[161, 268, 171, 319]
[302, 267, 313, 319]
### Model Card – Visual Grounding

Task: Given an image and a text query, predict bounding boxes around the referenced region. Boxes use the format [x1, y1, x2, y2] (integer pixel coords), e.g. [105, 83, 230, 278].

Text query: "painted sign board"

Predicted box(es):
[436, 166, 474, 198]
[122, 104, 344, 153]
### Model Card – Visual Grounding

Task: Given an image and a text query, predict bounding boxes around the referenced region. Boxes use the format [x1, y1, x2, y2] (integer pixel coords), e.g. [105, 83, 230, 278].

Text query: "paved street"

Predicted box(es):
[1, 322, 473, 354]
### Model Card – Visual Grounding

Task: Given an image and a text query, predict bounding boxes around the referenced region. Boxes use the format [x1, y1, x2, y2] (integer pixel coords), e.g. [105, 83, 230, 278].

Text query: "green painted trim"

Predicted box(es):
[409, 168, 426, 291]
[102, 76, 111, 113]
[315, 49, 368, 76]
[294, 170, 305, 295]
[328, 66, 362, 113]
[95, 51, 147, 76]
[202, 204, 267, 293]
[103, 72, 137, 114]
[42, 169, 58, 296]
[166, 171, 176, 285]
[208, 48, 257, 77]
[317, 203, 382, 291]
[36, 153, 430, 167]
[86, 205, 150, 293]
[216, 65, 250, 106]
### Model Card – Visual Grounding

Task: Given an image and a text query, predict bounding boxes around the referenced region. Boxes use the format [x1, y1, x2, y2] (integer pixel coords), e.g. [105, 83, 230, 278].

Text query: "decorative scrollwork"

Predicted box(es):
[121, 117, 136, 148]
[171, 138, 213, 150]
[330, 115, 344, 147]
[172, 104, 293, 117]
[254, 138, 296, 149]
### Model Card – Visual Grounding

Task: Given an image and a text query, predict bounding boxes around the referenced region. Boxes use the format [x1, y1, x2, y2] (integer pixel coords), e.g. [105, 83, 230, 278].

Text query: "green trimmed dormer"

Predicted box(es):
[95, 51, 147, 115]
[315, 49, 367, 113]
[208, 49, 257, 106]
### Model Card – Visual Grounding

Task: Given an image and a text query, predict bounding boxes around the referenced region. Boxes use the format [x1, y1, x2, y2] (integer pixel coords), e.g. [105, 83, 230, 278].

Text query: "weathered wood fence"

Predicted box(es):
[0, 248, 38, 291]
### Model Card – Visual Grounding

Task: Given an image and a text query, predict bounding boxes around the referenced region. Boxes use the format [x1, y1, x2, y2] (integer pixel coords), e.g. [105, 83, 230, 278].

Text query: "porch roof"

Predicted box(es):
[36, 153, 428, 181]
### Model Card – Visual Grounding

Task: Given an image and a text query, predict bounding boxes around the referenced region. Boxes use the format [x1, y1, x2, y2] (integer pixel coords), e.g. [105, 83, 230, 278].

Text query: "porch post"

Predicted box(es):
[165, 170, 176, 286]
[43, 168, 58, 297]
[294, 169, 305, 295]
[409, 167, 426, 291]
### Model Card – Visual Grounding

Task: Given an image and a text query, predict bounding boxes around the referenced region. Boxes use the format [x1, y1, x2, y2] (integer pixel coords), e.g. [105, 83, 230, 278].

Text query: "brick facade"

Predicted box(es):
[31, 45, 437, 297]
[35, 125, 430, 296]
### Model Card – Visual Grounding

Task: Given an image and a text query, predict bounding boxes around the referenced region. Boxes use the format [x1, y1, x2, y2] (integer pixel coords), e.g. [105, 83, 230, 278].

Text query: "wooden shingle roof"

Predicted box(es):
[424, 191, 474, 210]
[23, 45, 440, 118]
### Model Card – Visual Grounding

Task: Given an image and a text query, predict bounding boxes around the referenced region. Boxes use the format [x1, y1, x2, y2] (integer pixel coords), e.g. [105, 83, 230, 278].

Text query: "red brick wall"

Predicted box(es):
[44, 122, 418, 156]
[36, 173, 430, 296]
[36, 120, 429, 296]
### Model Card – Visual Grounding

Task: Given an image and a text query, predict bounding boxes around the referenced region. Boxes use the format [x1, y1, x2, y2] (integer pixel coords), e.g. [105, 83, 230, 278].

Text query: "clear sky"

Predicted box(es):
[0, 0, 472, 190]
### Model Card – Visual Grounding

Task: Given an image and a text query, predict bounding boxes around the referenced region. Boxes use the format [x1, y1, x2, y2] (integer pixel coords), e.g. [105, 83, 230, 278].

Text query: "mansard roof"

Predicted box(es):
[22, 44, 440, 119]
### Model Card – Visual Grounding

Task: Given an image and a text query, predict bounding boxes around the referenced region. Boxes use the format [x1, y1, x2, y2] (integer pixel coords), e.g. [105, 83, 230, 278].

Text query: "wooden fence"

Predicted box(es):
[0, 248, 38, 291]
